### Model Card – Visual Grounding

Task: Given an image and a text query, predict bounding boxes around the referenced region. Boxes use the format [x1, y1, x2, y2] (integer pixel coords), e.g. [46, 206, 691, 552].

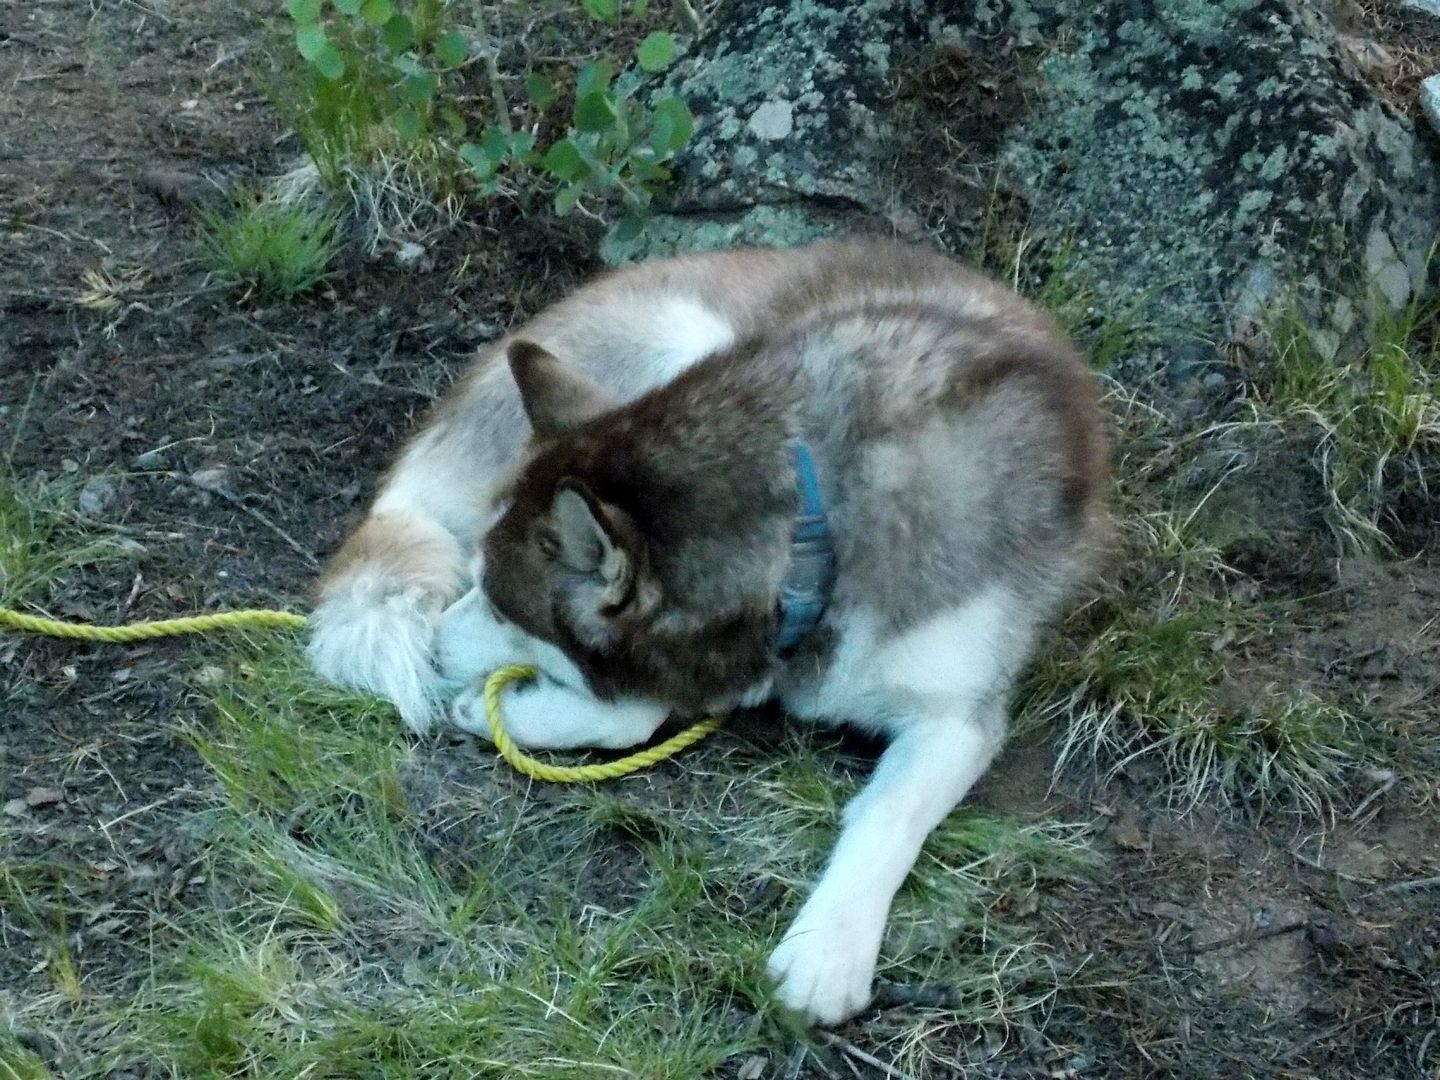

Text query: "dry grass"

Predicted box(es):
[1349, 0, 1440, 120]
[1016, 385, 1380, 819]
[0, 474, 126, 611]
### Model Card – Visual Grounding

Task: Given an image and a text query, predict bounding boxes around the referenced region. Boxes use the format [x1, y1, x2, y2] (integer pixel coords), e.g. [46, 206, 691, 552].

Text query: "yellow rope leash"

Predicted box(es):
[0, 607, 309, 639]
[0, 607, 719, 784]
[483, 665, 723, 784]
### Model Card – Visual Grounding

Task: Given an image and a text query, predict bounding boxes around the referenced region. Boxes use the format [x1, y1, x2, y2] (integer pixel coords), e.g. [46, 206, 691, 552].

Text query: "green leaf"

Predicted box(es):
[611, 212, 645, 243]
[636, 31, 676, 73]
[286, 0, 321, 23]
[650, 95, 693, 155]
[401, 71, 437, 106]
[392, 107, 422, 143]
[592, 163, 619, 190]
[359, 0, 392, 26]
[634, 0, 649, 15]
[295, 23, 330, 62]
[380, 13, 415, 52]
[648, 112, 673, 157]
[440, 105, 467, 139]
[333, 0, 362, 13]
[295, 25, 347, 82]
[525, 73, 556, 109]
[433, 30, 467, 68]
[481, 124, 510, 165]
[554, 185, 582, 216]
[541, 139, 589, 182]
[581, 0, 618, 23]
[459, 142, 496, 178]
[313, 43, 346, 80]
[574, 91, 617, 133]
[626, 157, 671, 184]
[509, 130, 537, 159]
[575, 59, 616, 100]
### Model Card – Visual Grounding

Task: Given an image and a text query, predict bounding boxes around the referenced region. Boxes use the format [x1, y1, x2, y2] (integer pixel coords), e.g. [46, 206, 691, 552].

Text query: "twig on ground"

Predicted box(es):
[821, 1034, 920, 1080]
[1348, 768, 1398, 824]
[871, 981, 956, 1010]
[1190, 919, 1308, 955]
[99, 789, 191, 833]
[165, 471, 320, 569]
[1369, 876, 1440, 897]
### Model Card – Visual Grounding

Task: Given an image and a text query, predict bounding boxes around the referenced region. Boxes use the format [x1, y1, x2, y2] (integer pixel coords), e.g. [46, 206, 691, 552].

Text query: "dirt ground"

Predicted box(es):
[3, 2, 1439, 1078]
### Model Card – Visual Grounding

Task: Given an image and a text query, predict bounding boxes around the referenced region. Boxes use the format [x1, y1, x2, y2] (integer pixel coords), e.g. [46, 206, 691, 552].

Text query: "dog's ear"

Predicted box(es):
[547, 480, 645, 612]
[507, 340, 617, 438]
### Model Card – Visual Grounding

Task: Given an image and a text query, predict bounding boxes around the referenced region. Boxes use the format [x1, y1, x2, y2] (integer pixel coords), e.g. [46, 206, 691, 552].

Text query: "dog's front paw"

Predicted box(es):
[766, 906, 881, 1026]
[447, 674, 577, 748]
[448, 681, 497, 742]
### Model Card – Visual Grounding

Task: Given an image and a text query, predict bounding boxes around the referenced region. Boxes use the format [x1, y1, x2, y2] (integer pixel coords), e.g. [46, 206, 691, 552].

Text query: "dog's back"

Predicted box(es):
[309, 238, 1107, 727]
[784, 245, 1109, 631]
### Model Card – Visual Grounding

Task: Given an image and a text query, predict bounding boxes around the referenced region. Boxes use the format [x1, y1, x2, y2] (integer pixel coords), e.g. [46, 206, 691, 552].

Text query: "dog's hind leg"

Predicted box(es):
[308, 419, 509, 733]
[450, 676, 670, 751]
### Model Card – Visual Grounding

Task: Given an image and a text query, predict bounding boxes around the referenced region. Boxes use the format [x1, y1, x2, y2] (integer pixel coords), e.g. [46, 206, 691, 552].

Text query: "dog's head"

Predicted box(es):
[481, 341, 662, 665]
[481, 339, 783, 710]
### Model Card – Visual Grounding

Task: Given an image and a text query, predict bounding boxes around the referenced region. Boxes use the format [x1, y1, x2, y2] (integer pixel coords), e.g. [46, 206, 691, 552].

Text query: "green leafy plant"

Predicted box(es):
[279, 0, 695, 231]
[532, 51, 693, 239]
[199, 194, 341, 299]
[282, 0, 467, 181]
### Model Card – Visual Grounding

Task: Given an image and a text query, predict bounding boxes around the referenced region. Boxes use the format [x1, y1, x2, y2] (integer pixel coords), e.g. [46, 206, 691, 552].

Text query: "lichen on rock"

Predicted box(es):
[608, 0, 1439, 364]
[1004, 0, 1438, 343]
[604, 0, 932, 264]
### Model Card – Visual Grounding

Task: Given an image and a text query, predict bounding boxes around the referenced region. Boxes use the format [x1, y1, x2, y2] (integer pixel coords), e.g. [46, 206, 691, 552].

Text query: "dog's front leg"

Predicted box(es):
[767, 701, 1005, 1026]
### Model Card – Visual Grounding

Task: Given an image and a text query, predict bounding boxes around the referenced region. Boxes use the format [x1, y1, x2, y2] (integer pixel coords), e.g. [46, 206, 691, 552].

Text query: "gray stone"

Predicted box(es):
[77, 474, 123, 517]
[601, 204, 831, 265]
[638, 0, 921, 217]
[1002, 1, 1438, 344]
[1403, 0, 1440, 17]
[1422, 73, 1440, 137]
[747, 99, 795, 141]
[1364, 226, 1412, 310]
[610, 0, 1440, 372]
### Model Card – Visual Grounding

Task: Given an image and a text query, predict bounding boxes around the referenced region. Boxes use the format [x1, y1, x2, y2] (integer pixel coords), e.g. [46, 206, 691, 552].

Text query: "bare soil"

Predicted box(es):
[3, 3, 1438, 1078]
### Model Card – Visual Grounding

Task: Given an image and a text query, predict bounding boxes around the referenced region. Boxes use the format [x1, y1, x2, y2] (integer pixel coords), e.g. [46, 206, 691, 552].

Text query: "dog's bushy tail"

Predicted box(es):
[306, 510, 464, 731]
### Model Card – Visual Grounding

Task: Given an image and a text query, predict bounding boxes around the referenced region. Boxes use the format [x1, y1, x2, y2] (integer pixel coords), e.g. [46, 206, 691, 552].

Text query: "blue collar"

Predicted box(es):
[775, 442, 837, 656]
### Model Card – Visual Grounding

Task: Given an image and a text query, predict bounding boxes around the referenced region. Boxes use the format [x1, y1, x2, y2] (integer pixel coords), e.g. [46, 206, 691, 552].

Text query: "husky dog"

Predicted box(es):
[309, 239, 1109, 1025]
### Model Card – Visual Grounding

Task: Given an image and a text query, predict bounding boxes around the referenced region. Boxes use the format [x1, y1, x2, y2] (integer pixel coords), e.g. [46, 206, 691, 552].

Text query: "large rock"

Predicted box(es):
[606, 0, 1440, 360]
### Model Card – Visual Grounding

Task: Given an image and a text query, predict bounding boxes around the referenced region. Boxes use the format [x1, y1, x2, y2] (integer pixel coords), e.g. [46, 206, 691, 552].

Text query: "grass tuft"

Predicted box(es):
[1243, 293, 1440, 554]
[0, 1033, 55, 1080]
[0, 474, 123, 609]
[199, 194, 341, 300]
[1019, 386, 1380, 818]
